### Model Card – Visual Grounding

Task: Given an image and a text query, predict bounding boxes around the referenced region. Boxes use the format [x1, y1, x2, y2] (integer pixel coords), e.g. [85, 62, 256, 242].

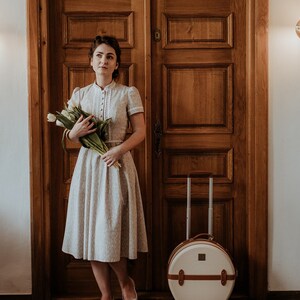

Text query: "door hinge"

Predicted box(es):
[153, 28, 161, 42]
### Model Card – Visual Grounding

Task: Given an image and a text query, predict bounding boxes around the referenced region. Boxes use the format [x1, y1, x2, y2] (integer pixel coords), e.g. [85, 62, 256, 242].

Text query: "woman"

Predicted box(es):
[62, 35, 148, 300]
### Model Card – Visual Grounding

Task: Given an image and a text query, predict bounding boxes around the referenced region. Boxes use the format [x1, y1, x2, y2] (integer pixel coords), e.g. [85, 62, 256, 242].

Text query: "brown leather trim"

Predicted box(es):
[221, 269, 227, 286]
[178, 269, 184, 286]
[168, 269, 236, 286]
[168, 274, 236, 281]
[167, 238, 234, 266]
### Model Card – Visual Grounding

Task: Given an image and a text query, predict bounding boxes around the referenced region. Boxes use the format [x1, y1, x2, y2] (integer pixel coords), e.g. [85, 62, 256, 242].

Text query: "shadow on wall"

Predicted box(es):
[0, 211, 31, 294]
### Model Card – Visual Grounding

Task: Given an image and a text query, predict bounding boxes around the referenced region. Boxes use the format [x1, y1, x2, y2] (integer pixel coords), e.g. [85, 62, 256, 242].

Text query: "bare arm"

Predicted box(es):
[68, 114, 97, 142]
[101, 112, 145, 167]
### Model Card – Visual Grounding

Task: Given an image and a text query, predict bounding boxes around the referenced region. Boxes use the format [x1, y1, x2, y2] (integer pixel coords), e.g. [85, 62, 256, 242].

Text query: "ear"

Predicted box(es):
[90, 58, 93, 67]
[115, 63, 119, 70]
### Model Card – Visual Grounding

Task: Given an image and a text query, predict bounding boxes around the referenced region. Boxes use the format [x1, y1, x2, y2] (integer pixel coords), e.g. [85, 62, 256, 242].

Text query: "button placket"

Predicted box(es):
[100, 90, 105, 120]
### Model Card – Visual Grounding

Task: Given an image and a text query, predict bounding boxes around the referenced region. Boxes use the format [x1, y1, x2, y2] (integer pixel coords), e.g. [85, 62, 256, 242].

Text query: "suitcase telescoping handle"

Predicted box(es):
[186, 172, 213, 240]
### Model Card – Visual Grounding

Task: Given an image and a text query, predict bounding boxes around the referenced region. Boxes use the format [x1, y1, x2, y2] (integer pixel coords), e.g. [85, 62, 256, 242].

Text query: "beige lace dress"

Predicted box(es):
[62, 81, 148, 262]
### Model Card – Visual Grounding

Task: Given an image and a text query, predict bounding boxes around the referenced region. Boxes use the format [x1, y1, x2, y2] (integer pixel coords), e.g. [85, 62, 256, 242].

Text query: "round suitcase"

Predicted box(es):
[168, 173, 236, 300]
[168, 234, 236, 300]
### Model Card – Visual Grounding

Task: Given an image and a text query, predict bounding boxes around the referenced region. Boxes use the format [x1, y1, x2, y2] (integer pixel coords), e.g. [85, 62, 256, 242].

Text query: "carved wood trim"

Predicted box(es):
[246, 0, 268, 299]
[62, 12, 134, 49]
[0, 296, 32, 300]
[162, 12, 234, 49]
[162, 63, 233, 134]
[268, 291, 300, 300]
[166, 197, 234, 252]
[27, 0, 51, 299]
[163, 148, 233, 184]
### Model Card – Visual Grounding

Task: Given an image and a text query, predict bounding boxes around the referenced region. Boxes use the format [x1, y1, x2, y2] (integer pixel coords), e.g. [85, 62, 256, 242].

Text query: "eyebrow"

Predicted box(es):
[95, 51, 116, 56]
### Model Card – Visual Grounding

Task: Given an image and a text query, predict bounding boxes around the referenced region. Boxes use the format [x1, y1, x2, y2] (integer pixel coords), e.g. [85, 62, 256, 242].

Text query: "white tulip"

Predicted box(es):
[61, 110, 70, 119]
[56, 120, 65, 127]
[47, 113, 56, 122]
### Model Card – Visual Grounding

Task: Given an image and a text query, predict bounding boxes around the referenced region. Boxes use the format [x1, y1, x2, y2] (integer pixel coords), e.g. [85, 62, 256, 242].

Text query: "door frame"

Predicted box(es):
[27, 0, 268, 299]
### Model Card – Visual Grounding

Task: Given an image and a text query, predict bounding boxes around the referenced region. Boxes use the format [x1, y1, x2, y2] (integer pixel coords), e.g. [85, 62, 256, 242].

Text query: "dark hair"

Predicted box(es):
[89, 35, 121, 79]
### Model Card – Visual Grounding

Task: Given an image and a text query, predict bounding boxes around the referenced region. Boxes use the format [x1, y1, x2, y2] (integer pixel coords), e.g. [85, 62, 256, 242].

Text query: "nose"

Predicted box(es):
[101, 56, 108, 64]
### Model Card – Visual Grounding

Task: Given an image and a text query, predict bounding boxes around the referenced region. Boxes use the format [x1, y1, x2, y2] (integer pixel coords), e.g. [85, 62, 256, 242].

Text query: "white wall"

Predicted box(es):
[0, 0, 31, 294]
[269, 0, 300, 291]
[0, 0, 300, 295]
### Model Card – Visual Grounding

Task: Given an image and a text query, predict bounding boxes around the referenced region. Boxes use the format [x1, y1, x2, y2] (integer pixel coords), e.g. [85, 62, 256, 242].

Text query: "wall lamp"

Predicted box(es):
[296, 20, 300, 38]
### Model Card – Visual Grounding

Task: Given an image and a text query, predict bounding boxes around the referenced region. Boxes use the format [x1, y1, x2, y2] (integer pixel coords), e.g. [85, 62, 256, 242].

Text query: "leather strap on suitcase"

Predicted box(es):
[168, 269, 236, 286]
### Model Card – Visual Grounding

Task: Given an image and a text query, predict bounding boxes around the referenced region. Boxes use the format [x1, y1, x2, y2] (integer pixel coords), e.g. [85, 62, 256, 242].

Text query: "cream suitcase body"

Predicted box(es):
[167, 173, 237, 300]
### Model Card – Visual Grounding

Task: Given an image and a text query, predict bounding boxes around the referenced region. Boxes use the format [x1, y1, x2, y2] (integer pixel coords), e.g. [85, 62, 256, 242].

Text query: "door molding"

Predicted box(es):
[27, 0, 51, 299]
[27, 0, 268, 299]
[246, 1, 268, 299]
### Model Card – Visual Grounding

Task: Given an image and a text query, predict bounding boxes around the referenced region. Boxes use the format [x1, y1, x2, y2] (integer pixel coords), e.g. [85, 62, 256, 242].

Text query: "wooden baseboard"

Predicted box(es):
[53, 291, 248, 300]
[0, 296, 31, 300]
[4, 291, 300, 300]
[53, 293, 174, 300]
[268, 291, 300, 299]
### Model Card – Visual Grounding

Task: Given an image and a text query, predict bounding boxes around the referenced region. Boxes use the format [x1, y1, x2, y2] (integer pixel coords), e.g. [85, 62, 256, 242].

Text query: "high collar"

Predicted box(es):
[93, 80, 116, 91]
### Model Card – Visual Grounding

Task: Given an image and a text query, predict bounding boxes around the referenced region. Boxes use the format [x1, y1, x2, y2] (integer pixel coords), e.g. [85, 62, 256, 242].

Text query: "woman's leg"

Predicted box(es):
[109, 258, 137, 300]
[90, 261, 114, 300]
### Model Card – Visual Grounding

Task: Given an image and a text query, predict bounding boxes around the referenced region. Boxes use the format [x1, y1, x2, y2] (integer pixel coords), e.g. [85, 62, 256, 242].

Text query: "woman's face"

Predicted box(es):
[90, 43, 118, 78]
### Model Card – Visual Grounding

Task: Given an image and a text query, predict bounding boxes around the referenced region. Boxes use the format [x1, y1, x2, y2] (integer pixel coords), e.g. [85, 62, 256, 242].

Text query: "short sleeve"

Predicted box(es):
[127, 86, 144, 116]
[67, 87, 81, 108]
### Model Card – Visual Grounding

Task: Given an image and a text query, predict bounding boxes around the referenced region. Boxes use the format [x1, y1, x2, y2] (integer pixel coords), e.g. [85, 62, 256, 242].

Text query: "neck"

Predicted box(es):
[95, 75, 113, 89]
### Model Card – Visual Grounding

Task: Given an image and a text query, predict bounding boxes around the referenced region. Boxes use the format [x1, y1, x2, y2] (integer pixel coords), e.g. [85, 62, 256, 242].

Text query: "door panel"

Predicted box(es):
[151, 0, 248, 296]
[49, 0, 150, 297]
[162, 64, 233, 133]
[161, 13, 233, 49]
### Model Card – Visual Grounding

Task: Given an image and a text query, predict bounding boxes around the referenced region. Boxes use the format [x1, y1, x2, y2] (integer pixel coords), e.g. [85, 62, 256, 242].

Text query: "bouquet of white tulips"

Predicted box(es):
[47, 105, 120, 167]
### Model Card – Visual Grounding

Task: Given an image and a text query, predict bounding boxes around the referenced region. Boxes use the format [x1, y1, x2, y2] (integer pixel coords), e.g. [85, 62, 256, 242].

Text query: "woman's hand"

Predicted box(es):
[101, 145, 123, 167]
[101, 113, 145, 167]
[68, 115, 97, 142]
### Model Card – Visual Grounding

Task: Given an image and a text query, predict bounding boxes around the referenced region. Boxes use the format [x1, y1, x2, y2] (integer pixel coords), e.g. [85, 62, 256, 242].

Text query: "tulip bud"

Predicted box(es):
[47, 113, 56, 122]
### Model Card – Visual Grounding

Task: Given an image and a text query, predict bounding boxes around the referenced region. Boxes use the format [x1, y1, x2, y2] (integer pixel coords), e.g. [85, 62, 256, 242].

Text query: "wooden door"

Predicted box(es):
[48, 0, 151, 297]
[151, 0, 249, 298]
[27, 0, 268, 300]
[28, 0, 268, 299]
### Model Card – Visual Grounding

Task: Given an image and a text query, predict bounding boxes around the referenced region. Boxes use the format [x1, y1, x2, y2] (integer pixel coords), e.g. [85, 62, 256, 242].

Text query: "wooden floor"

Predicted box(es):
[2, 292, 300, 300]
[52, 291, 249, 300]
